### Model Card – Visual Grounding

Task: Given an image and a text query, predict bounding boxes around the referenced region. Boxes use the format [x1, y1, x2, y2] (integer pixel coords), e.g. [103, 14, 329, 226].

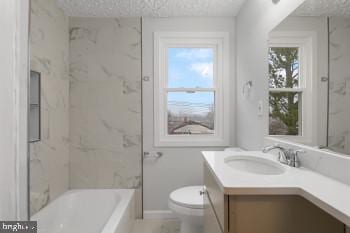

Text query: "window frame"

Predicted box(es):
[154, 32, 230, 147]
[268, 31, 316, 144]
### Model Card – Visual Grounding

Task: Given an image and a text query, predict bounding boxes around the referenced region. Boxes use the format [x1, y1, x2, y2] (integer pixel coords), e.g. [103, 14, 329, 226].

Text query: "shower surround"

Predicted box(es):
[328, 17, 350, 154]
[69, 18, 142, 216]
[29, 0, 70, 215]
[30, 1, 142, 216]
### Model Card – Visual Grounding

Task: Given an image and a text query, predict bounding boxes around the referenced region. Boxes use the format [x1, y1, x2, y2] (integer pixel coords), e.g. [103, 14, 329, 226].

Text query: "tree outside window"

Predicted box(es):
[269, 47, 302, 136]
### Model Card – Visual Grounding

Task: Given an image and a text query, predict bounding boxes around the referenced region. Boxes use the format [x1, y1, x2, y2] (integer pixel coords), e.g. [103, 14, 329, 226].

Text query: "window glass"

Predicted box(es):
[269, 92, 301, 136]
[269, 47, 300, 88]
[167, 92, 214, 135]
[168, 48, 214, 88]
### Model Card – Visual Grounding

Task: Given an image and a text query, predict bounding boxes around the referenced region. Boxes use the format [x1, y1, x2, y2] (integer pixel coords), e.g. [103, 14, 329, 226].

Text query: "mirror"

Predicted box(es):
[268, 0, 350, 156]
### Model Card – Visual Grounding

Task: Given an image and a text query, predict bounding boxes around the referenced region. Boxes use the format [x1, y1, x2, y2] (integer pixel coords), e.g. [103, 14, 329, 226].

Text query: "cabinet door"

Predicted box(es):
[204, 163, 227, 231]
[204, 192, 223, 233]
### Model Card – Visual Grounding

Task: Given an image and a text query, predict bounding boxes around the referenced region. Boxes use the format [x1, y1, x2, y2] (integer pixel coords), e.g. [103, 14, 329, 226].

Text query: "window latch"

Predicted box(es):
[321, 77, 329, 82]
[143, 151, 163, 159]
[143, 76, 151, 82]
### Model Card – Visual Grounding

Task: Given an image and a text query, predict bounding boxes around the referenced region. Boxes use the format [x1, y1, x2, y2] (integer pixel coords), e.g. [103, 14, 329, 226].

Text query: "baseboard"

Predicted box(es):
[143, 210, 177, 219]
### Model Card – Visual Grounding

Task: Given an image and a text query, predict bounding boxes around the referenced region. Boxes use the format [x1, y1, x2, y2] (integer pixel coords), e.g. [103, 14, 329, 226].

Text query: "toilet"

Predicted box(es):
[169, 186, 204, 233]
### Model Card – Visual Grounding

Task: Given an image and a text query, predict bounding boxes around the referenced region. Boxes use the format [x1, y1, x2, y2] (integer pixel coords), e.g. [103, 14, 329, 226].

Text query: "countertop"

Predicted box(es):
[202, 150, 350, 226]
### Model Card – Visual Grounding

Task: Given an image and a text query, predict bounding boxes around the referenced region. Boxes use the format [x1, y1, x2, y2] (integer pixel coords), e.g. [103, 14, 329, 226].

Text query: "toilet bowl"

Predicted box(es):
[169, 186, 204, 233]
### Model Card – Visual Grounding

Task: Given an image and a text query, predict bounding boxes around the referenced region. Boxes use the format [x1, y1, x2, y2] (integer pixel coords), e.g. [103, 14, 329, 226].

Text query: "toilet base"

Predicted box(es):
[180, 221, 203, 233]
[168, 186, 204, 233]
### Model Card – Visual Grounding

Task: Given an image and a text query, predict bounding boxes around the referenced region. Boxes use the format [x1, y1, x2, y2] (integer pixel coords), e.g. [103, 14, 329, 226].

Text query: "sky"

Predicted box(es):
[168, 47, 214, 88]
[167, 48, 214, 116]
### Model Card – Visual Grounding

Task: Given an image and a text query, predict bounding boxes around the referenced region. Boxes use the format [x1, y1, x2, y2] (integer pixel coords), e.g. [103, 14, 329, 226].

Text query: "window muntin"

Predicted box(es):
[268, 46, 304, 136]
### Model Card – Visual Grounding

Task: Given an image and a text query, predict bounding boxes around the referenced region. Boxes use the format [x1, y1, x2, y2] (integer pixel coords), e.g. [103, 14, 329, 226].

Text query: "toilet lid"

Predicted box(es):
[169, 186, 204, 209]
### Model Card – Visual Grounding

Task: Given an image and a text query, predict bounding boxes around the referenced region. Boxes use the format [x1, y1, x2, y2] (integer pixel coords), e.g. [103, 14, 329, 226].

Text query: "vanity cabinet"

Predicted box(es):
[204, 163, 345, 233]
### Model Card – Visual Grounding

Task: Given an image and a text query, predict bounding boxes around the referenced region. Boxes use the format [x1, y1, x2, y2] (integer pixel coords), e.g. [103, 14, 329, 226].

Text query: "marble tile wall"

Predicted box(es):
[30, 0, 70, 215]
[328, 17, 350, 155]
[69, 18, 142, 216]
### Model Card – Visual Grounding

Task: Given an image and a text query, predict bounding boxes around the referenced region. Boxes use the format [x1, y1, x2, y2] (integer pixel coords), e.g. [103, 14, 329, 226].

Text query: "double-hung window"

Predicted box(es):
[154, 32, 230, 147]
[268, 32, 315, 143]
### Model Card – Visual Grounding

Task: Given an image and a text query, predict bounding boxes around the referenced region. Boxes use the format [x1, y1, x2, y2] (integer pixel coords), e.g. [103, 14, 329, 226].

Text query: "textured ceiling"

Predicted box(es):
[294, 0, 350, 17]
[56, 0, 247, 17]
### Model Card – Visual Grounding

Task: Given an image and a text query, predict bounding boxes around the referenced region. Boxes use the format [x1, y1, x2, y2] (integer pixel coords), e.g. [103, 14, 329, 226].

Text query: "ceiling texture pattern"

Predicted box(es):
[294, 0, 350, 17]
[56, 0, 247, 17]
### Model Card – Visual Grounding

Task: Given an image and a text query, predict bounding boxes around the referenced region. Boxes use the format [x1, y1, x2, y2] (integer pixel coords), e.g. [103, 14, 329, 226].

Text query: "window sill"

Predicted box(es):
[155, 135, 229, 147]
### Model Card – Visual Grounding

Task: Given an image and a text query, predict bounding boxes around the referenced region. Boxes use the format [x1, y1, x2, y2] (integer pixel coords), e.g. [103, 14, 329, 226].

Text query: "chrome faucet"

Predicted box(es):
[262, 144, 289, 165]
[262, 144, 305, 168]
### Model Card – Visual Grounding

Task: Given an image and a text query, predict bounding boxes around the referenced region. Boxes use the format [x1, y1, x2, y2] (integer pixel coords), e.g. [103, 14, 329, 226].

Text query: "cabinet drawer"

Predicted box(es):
[204, 163, 228, 232]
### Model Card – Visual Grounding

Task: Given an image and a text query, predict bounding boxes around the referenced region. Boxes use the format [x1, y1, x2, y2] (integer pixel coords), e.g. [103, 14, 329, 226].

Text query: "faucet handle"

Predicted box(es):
[295, 149, 306, 156]
[296, 149, 305, 153]
[278, 151, 288, 164]
[292, 149, 306, 168]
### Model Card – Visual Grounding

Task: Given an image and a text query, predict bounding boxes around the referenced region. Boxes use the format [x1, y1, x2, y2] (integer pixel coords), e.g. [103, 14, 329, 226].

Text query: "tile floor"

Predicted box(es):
[131, 219, 180, 233]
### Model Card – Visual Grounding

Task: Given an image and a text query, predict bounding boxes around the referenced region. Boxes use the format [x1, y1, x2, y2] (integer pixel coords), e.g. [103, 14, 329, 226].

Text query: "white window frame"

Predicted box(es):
[154, 32, 230, 147]
[268, 31, 317, 144]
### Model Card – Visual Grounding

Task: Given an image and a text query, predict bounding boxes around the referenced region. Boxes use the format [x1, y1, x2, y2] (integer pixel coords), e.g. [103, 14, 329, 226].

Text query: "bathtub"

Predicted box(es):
[31, 189, 135, 233]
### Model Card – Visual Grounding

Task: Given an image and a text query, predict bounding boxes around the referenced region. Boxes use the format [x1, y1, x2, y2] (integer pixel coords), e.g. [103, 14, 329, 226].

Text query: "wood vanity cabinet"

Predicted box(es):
[204, 163, 345, 233]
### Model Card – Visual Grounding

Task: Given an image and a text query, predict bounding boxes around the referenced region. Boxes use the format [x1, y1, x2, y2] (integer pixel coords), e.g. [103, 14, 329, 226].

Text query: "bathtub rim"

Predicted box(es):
[31, 189, 136, 233]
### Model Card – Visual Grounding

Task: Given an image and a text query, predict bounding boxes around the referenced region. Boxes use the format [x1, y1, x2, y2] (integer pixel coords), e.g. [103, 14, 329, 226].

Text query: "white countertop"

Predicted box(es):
[202, 150, 350, 226]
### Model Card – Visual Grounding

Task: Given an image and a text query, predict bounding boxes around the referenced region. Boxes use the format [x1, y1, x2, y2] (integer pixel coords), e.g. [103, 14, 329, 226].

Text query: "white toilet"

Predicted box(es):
[169, 186, 204, 233]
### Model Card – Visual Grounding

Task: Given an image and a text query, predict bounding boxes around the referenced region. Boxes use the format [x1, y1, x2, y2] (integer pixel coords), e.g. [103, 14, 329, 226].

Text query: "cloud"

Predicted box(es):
[190, 62, 213, 78]
[175, 48, 213, 60]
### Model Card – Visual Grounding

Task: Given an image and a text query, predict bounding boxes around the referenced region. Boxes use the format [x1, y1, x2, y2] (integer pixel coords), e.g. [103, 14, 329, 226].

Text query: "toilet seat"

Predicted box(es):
[169, 186, 204, 209]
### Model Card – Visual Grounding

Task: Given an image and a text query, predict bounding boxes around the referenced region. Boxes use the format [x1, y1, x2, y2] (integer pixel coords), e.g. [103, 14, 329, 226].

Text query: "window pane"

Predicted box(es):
[269, 47, 299, 88]
[167, 92, 214, 135]
[168, 48, 214, 88]
[269, 92, 301, 136]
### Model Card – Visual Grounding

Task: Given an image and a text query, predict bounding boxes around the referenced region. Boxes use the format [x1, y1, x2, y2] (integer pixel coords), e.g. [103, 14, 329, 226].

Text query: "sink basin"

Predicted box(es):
[224, 155, 286, 175]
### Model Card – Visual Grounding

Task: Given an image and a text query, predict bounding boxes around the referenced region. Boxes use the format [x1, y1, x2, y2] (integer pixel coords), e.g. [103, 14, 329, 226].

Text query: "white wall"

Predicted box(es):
[142, 17, 236, 214]
[0, 0, 29, 220]
[236, 0, 305, 150]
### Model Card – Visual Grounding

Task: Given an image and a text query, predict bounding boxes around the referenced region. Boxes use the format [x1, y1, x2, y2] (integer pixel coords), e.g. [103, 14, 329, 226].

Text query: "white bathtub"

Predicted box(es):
[31, 189, 135, 233]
